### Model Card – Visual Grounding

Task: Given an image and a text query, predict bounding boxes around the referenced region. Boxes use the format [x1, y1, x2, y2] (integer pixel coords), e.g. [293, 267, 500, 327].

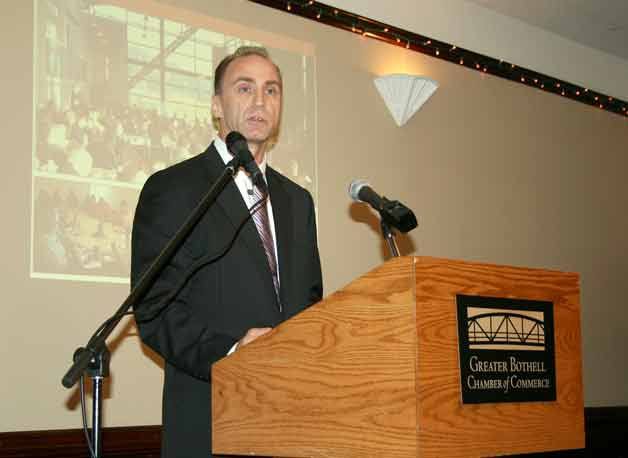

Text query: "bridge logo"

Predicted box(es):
[456, 295, 556, 404]
[467, 308, 545, 351]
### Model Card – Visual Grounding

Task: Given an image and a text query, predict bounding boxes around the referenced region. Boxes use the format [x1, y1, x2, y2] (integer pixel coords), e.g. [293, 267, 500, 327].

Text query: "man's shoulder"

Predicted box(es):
[267, 166, 313, 201]
[142, 145, 215, 192]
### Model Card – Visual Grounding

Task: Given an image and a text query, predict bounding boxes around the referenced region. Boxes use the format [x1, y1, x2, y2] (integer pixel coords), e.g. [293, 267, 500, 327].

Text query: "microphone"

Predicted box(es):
[225, 131, 267, 194]
[349, 179, 418, 233]
[349, 179, 385, 210]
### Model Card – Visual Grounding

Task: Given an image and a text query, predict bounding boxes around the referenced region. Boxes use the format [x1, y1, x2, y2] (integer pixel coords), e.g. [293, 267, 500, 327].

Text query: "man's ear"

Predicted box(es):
[211, 95, 223, 119]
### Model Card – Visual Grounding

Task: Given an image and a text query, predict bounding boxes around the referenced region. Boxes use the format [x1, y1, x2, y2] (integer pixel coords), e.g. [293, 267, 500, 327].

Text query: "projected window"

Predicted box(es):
[32, 0, 317, 283]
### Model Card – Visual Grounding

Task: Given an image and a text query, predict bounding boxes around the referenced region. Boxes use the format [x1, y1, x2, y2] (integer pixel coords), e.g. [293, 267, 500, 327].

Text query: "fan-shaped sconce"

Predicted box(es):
[374, 74, 439, 127]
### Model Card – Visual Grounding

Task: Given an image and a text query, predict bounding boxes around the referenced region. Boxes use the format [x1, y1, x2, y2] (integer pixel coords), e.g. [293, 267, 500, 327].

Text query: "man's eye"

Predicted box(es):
[237, 85, 251, 93]
[266, 87, 279, 96]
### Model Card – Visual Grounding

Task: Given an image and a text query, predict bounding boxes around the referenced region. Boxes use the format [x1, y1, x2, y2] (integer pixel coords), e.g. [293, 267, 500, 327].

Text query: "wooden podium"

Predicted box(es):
[212, 256, 584, 457]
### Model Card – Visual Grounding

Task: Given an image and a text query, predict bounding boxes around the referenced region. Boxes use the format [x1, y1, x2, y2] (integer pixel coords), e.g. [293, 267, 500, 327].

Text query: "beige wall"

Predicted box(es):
[0, 0, 626, 432]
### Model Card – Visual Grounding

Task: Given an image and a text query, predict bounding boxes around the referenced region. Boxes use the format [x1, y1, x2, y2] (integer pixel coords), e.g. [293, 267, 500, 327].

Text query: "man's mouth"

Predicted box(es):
[247, 115, 266, 123]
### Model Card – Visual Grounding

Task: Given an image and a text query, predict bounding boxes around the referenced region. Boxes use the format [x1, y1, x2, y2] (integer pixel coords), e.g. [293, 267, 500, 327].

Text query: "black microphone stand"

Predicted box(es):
[381, 219, 401, 258]
[61, 158, 240, 458]
[378, 199, 417, 258]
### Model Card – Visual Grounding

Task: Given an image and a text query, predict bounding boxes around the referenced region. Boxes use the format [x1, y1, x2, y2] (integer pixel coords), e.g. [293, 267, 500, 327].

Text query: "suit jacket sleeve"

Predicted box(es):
[130, 171, 237, 382]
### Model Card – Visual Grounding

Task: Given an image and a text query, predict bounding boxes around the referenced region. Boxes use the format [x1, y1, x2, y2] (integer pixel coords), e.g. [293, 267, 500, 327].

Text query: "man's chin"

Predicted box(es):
[241, 131, 272, 146]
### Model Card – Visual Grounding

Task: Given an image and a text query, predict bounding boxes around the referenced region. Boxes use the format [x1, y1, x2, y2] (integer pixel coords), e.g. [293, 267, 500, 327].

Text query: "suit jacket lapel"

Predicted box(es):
[267, 168, 293, 309]
[203, 143, 278, 306]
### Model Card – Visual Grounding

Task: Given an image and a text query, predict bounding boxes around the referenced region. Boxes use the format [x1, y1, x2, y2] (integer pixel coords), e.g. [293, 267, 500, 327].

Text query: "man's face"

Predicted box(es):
[212, 54, 282, 157]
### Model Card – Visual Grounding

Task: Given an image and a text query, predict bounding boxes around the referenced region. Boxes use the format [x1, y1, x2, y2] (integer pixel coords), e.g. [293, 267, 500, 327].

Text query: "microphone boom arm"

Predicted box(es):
[61, 158, 240, 458]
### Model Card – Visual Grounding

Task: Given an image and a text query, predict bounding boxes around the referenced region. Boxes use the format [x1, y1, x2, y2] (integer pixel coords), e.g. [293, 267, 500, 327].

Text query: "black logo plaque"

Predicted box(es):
[456, 295, 557, 404]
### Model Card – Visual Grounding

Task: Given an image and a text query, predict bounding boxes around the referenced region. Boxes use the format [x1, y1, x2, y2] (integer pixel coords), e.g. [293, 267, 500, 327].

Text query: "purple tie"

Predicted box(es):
[251, 184, 281, 309]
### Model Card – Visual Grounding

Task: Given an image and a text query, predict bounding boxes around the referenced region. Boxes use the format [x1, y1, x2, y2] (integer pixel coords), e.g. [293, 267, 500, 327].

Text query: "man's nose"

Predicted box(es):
[253, 88, 265, 106]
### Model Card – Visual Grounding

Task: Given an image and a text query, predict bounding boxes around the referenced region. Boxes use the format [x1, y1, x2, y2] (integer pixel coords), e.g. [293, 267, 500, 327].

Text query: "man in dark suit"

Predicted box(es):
[131, 46, 323, 457]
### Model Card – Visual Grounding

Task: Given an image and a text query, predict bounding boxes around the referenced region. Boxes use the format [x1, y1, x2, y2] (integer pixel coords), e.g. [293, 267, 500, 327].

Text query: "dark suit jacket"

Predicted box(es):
[131, 143, 323, 458]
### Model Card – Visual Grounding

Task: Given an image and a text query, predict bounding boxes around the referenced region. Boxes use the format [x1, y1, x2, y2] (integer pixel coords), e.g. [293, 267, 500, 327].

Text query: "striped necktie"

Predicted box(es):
[251, 184, 281, 309]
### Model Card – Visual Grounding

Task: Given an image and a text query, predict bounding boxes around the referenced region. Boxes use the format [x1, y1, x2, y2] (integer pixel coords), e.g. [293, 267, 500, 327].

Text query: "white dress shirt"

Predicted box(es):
[214, 137, 279, 261]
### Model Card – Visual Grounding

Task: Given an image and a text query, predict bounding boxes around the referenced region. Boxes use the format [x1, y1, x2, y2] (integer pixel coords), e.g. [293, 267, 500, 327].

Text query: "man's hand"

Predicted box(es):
[237, 327, 272, 349]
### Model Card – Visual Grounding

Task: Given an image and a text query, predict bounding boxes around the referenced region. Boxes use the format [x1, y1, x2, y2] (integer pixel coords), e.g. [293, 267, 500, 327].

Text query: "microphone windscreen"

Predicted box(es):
[225, 131, 268, 193]
[225, 131, 250, 160]
[348, 179, 369, 202]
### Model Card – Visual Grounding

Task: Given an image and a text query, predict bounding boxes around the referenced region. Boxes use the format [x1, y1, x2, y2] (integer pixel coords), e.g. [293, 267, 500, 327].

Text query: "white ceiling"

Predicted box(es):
[466, 0, 628, 61]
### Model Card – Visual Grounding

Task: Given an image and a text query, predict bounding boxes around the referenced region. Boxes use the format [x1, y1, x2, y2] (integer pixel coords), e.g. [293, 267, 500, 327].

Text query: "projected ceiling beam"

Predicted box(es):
[128, 26, 198, 90]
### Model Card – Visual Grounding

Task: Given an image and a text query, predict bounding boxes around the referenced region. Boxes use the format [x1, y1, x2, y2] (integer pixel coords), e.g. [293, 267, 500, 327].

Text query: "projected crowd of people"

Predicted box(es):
[35, 99, 214, 184]
[33, 183, 135, 278]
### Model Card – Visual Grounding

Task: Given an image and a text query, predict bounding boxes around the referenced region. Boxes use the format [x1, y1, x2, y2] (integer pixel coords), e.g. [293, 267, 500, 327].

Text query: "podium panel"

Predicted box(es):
[212, 257, 584, 457]
[413, 257, 583, 457]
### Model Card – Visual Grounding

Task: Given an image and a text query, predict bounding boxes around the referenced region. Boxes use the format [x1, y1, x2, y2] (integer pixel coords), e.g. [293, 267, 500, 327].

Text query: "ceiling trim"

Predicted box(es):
[248, 0, 628, 119]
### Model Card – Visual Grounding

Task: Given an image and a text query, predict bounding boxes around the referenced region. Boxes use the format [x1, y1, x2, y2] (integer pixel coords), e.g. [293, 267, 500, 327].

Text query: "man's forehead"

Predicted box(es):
[224, 55, 281, 83]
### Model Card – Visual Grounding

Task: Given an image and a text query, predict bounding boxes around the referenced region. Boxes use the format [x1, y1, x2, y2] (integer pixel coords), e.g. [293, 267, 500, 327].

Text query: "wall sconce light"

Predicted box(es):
[374, 74, 439, 126]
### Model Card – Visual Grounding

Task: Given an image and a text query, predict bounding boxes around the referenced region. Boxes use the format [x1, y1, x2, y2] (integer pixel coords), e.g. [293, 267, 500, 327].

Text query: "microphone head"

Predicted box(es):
[225, 131, 267, 193]
[225, 131, 250, 161]
[348, 179, 369, 202]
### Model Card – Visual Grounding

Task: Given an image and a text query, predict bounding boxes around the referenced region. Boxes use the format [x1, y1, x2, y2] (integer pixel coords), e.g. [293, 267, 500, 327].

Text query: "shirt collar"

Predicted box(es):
[214, 136, 267, 175]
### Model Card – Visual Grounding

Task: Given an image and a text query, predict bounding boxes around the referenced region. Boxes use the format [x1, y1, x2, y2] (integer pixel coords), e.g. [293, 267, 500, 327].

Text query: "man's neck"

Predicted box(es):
[219, 133, 267, 165]
[248, 143, 266, 165]
[214, 136, 268, 173]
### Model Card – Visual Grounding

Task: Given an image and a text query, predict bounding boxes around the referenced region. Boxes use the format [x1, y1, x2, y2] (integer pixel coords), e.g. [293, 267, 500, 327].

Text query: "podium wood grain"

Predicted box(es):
[212, 257, 584, 457]
[213, 257, 417, 457]
[413, 257, 584, 457]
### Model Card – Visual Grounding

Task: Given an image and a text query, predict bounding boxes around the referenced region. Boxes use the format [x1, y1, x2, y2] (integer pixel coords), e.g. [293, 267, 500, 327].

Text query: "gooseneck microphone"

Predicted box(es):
[349, 179, 418, 233]
[226, 131, 268, 194]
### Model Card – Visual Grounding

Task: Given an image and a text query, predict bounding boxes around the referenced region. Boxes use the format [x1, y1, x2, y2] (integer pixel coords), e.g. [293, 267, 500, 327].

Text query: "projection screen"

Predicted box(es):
[31, 0, 317, 283]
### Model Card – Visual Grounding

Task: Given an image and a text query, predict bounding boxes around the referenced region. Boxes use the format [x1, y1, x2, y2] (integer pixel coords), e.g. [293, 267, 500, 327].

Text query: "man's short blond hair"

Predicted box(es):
[213, 46, 282, 95]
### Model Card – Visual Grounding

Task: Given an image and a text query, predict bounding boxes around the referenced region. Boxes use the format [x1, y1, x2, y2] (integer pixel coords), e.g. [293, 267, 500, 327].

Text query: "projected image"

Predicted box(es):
[32, 0, 317, 282]
[33, 178, 134, 278]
